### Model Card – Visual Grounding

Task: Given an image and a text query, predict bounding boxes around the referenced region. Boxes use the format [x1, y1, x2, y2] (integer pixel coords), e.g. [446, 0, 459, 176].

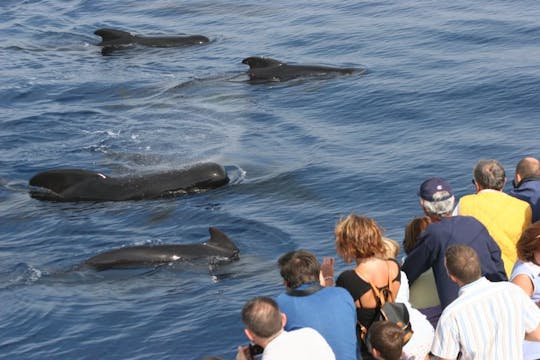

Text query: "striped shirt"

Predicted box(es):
[431, 277, 540, 359]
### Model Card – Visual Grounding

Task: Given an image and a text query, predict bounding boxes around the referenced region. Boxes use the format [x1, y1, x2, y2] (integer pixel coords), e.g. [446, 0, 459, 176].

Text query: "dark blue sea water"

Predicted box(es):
[1, 0, 539, 359]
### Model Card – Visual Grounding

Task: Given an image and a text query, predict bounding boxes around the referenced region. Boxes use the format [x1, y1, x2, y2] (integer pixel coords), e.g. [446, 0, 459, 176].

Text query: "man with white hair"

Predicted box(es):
[402, 177, 507, 321]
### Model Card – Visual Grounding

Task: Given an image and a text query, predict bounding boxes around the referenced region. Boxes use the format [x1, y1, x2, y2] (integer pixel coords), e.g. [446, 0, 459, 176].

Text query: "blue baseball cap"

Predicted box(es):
[418, 177, 453, 201]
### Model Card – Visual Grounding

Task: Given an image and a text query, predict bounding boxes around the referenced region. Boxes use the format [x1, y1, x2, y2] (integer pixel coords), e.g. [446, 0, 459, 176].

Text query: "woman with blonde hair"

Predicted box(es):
[334, 214, 401, 359]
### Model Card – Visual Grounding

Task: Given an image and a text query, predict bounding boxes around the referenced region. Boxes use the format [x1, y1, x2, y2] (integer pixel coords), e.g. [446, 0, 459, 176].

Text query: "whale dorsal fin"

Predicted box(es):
[94, 28, 135, 44]
[204, 227, 239, 254]
[242, 57, 283, 68]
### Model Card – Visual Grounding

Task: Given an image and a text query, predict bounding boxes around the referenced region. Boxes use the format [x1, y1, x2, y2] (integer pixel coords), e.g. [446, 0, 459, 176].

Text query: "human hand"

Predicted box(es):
[236, 345, 251, 360]
[320, 256, 335, 286]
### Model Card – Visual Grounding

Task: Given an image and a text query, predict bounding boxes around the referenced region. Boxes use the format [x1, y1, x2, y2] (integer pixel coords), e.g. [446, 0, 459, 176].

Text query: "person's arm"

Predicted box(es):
[485, 233, 508, 281]
[512, 274, 534, 297]
[525, 322, 540, 341]
[401, 233, 436, 284]
[320, 256, 335, 286]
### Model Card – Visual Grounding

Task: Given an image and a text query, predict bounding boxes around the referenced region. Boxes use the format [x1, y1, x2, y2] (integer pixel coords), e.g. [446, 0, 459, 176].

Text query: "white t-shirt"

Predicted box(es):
[262, 327, 335, 360]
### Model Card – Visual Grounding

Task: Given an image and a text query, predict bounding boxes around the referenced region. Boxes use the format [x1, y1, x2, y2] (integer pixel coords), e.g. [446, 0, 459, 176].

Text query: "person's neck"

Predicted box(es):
[259, 329, 283, 348]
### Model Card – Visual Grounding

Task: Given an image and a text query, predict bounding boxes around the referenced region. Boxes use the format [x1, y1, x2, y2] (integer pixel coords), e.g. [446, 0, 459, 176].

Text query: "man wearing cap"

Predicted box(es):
[453, 159, 532, 276]
[402, 177, 507, 320]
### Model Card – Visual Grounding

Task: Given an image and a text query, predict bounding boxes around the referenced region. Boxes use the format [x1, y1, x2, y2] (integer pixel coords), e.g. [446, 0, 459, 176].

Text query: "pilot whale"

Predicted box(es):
[84, 227, 239, 271]
[94, 28, 210, 54]
[29, 162, 229, 202]
[242, 56, 361, 83]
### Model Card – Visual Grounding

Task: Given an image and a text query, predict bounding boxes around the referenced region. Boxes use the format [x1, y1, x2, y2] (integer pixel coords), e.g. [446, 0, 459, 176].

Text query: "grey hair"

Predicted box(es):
[422, 191, 455, 217]
[473, 159, 506, 190]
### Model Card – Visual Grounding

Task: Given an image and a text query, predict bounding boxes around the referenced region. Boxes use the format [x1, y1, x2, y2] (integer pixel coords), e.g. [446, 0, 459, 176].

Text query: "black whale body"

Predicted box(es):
[94, 28, 210, 54]
[29, 162, 229, 202]
[242, 56, 362, 83]
[84, 227, 239, 271]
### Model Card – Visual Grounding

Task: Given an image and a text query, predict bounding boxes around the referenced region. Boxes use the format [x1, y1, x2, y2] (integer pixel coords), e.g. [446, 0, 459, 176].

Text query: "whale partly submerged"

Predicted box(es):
[29, 162, 229, 202]
[94, 28, 210, 55]
[242, 56, 363, 83]
[84, 227, 240, 271]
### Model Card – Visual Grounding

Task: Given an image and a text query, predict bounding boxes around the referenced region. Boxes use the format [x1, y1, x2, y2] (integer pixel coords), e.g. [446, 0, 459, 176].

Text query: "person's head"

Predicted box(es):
[278, 250, 320, 288]
[381, 238, 400, 259]
[241, 297, 284, 343]
[516, 221, 540, 265]
[403, 216, 431, 254]
[514, 157, 540, 187]
[445, 245, 482, 285]
[367, 321, 404, 360]
[473, 159, 506, 191]
[418, 177, 455, 219]
[335, 214, 385, 263]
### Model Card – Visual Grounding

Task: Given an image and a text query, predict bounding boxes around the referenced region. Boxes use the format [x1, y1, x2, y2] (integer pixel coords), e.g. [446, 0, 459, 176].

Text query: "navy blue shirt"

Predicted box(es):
[277, 282, 359, 360]
[508, 177, 540, 223]
[402, 216, 507, 309]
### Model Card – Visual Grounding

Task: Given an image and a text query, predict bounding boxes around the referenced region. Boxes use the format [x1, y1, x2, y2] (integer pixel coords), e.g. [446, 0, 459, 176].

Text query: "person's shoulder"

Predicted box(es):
[275, 292, 288, 303]
[450, 215, 488, 229]
[295, 326, 327, 340]
[321, 285, 355, 301]
[336, 269, 356, 282]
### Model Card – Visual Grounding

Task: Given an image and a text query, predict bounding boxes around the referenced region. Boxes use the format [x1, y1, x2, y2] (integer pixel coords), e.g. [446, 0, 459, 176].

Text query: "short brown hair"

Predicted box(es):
[368, 321, 404, 360]
[516, 221, 540, 262]
[335, 214, 385, 263]
[403, 217, 431, 254]
[445, 245, 481, 284]
[241, 297, 282, 338]
[278, 250, 320, 288]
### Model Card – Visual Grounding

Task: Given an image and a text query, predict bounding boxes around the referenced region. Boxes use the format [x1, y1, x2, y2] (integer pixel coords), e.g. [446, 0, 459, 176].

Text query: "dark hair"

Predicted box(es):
[367, 321, 404, 360]
[403, 216, 431, 254]
[241, 297, 282, 339]
[516, 221, 540, 263]
[473, 159, 506, 190]
[445, 245, 481, 284]
[278, 250, 320, 288]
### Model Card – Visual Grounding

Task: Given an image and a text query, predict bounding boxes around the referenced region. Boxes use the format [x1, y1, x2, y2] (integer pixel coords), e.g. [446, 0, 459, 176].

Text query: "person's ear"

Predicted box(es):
[244, 328, 255, 342]
[371, 347, 382, 359]
[281, 313, 287, 328]
[448, 273, 459, 284]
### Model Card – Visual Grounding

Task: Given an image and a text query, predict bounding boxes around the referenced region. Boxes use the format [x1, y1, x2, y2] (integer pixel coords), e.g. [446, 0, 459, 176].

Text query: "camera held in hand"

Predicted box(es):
[248, 343, 264, 359]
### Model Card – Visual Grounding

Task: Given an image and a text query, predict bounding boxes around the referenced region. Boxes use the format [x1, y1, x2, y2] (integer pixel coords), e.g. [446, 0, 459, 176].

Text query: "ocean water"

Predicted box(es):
[1, 0, 539, 359]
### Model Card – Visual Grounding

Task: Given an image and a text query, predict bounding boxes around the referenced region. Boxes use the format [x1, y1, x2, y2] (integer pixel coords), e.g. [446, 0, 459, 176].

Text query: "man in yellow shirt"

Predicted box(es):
[453, 159, 532, 276]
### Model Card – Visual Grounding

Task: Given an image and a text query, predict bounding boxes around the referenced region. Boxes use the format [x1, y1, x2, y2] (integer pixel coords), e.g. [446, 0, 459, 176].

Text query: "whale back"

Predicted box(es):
[84, 227, 239, 270]
[28, 162, 229, 201]
[242, 56, 360, 82]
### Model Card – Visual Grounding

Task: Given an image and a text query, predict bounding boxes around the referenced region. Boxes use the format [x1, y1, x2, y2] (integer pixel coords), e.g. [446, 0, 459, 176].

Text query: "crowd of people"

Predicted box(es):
[221, 156, 540, 360]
